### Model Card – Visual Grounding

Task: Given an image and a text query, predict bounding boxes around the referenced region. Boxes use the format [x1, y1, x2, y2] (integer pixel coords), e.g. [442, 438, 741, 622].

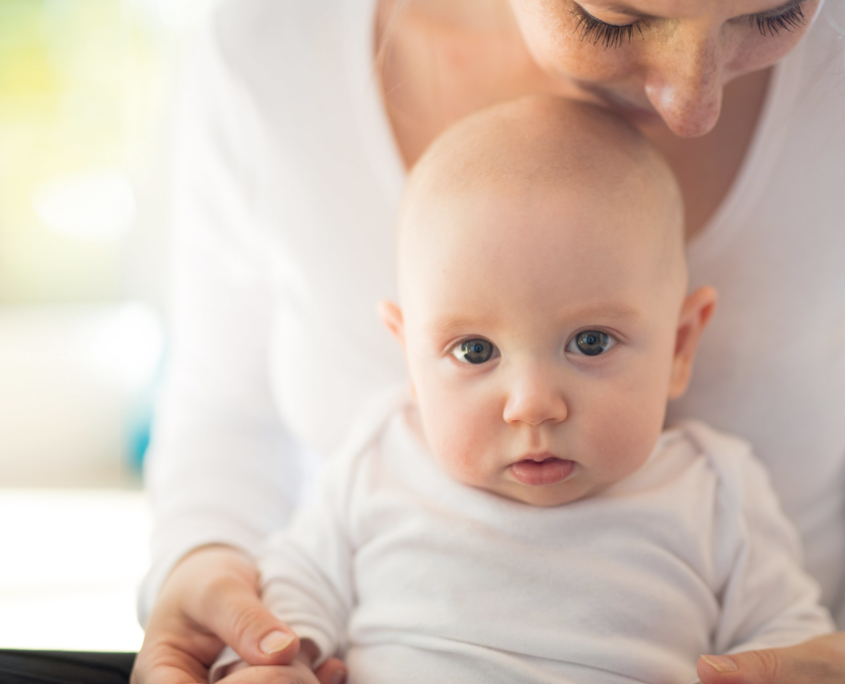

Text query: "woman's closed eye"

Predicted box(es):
[750, 1, 807, 36]
[566, 330, 617, 357]
[451, 338, 499, 365]
[570, 1, 810, 50]
[570, 5, 651, 49]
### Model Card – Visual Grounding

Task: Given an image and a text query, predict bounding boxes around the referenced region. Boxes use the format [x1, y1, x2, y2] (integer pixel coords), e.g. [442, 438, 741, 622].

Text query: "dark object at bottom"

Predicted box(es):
[0, 650, 135, 684]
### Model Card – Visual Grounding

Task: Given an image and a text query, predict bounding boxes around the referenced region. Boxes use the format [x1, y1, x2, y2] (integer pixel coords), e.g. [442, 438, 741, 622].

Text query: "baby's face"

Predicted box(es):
[386, 171, 705, 507]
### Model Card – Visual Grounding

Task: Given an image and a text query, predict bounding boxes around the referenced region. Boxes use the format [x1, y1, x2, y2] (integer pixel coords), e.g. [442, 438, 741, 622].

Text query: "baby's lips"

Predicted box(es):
[509, 456, 574, 486]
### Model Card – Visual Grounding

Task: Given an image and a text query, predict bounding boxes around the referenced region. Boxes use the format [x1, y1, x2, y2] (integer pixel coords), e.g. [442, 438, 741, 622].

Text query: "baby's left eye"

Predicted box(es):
[566, 330, 617, 356]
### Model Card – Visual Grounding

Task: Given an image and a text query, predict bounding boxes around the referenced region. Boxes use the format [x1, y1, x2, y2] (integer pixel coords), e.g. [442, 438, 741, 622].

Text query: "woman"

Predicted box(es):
[133, 0, 845, 683]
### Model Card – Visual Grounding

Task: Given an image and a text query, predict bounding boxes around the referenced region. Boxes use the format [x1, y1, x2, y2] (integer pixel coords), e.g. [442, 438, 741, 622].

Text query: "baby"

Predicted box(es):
[214, 97, 833, 684]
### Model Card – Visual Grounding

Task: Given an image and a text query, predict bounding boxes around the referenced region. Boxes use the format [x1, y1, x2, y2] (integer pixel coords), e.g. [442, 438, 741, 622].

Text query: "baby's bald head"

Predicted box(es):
[396, 96, 686, 310]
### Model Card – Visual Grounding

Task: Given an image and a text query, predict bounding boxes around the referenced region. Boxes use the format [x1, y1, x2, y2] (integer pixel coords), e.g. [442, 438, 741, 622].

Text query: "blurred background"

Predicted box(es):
[0, 0, 217, 652]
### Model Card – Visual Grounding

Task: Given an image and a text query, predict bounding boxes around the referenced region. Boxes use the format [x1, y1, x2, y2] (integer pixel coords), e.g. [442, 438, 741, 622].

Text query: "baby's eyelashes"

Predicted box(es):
[451, 338, 498, 364]
[566, 330, 617, 356]
[449, 330, 618, 364]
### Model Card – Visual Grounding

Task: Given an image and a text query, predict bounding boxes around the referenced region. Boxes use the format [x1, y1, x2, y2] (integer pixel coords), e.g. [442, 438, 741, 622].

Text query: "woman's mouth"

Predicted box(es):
[509, 453, 575, 487]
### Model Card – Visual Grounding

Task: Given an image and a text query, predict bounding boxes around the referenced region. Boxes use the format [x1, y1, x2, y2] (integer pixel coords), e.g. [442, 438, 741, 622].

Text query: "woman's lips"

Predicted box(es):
[509, 454, 575, 487]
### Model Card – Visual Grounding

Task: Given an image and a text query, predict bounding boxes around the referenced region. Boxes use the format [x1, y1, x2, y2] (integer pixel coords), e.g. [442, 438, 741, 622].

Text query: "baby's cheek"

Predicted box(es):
[417, 387, 496, 486]
[431, 408, 488, 482]
[583, 390, 664, 482]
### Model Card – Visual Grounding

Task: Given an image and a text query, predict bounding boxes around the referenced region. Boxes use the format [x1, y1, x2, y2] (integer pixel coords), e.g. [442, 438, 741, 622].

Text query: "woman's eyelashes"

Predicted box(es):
[570, 5, 650, 49]
[751, 2, 807, 36]
[571, 1, 809, 49]
[451, 338, 498, 365]
[566, 330, 617, 357]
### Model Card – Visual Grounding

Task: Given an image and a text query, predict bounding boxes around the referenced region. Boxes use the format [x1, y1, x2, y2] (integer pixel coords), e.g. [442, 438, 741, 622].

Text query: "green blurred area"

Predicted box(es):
[0, 0, 163, 304]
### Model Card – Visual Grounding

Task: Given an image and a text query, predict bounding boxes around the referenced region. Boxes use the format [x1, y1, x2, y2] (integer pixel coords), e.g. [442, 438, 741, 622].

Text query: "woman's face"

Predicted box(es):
[508, 0, 822, 136]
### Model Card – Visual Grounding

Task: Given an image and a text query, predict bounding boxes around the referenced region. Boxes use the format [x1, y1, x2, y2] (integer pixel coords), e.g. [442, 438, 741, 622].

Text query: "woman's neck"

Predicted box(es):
[376, 0, 772, 240]
[376, 0, 569, 169]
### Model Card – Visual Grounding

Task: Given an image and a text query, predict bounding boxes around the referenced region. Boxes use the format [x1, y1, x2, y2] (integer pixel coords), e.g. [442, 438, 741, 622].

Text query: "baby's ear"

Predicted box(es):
[377, 300, 405, 349]
[667, 286, 718, 400]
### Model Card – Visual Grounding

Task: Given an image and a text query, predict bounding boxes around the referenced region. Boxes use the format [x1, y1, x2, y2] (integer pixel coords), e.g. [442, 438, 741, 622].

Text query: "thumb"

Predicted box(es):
[193, 572, 300, 667]
[697, 647, 801, 684]
[697, 634, 845, 684]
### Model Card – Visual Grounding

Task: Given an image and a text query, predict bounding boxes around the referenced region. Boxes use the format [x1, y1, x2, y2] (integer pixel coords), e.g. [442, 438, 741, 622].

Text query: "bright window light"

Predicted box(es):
[32, 171, 137, 242]
[0, 490, 150, 652]
[81, 301, 166, 392]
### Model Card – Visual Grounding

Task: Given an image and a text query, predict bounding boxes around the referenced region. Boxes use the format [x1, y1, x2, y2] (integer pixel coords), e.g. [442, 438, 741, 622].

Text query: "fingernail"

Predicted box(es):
[701, 655, 739, 673]
[331, 672, 347, 684]
[259, 630, 295, 655]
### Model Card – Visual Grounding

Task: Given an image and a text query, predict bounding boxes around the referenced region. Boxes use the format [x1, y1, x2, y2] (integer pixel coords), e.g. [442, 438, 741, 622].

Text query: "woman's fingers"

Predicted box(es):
[132, 546, 303, 684]
[314, 657, 348, 684]
[130, 612, 223, 684]
[176, 547, 301, 666]
[697, 633, 845, 684]
[218, 664, 320, 684]
[196, 578, 299, 665]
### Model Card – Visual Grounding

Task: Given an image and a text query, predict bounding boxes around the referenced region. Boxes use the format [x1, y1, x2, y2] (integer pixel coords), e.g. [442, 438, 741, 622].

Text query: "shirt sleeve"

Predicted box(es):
[707, 433, 835, 654]
[255, 445, 363, 668]
[137, 10, 304, 625]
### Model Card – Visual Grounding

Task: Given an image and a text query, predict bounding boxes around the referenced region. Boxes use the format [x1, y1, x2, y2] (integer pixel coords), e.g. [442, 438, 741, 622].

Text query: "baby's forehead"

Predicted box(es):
[397, 97, 685, 304]
[403, 99, 679, 231]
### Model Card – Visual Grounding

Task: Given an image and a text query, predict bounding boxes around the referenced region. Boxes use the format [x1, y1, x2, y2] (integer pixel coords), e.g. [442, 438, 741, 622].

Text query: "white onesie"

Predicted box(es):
[212, 394, 833, 684]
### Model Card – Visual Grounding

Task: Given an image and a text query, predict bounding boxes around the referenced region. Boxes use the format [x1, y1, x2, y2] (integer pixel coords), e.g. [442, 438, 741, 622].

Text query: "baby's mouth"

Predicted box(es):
[509, 453, 575, 487]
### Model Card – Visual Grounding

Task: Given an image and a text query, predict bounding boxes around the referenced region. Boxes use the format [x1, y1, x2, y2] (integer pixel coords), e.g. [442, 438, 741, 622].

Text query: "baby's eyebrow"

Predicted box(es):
[427, 315, 488, 337]
[557, 302, 642, 322]
[426, 304, 640, 337]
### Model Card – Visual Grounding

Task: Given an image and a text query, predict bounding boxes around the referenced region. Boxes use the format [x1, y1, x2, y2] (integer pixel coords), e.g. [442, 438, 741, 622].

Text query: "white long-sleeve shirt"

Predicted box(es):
[141, 0, 845, 624]
[211, 398, 833, 684]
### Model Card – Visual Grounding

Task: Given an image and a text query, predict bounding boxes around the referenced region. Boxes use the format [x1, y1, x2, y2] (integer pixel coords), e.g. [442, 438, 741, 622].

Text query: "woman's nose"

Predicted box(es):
[502, 365, 568, 427]
[644, 26, 724, 137]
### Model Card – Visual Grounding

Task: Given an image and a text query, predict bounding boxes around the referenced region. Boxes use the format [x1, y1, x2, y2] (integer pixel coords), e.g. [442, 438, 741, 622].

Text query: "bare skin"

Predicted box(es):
[378, 0, 777, 239]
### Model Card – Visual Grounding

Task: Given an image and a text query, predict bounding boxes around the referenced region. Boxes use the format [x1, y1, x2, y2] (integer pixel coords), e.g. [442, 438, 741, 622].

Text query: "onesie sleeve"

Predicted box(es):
[138, 8, 304, 625]
[253, 432, 375, 667]
[704, 427, 835, 654]
[207, 469, 357, 684]
[208, 396, 402, 682]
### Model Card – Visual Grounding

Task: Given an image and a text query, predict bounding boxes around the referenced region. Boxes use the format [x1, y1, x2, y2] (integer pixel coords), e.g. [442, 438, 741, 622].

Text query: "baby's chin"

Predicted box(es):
[489, 482, 590, 508]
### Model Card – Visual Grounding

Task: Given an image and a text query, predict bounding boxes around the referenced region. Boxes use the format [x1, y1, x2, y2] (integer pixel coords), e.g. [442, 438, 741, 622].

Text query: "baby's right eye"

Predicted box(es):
[452, 338, 497, 365]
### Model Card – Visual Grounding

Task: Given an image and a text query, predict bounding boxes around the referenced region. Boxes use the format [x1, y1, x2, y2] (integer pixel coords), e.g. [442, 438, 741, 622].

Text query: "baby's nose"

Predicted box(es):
[502, 364, 568, 426]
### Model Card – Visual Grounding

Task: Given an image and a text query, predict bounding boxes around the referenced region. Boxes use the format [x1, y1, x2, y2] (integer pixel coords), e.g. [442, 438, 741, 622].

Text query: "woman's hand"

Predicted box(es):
[697, 633, 845, 684]
[130, 545, 347, 684]
[217, 657, 321, 684]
